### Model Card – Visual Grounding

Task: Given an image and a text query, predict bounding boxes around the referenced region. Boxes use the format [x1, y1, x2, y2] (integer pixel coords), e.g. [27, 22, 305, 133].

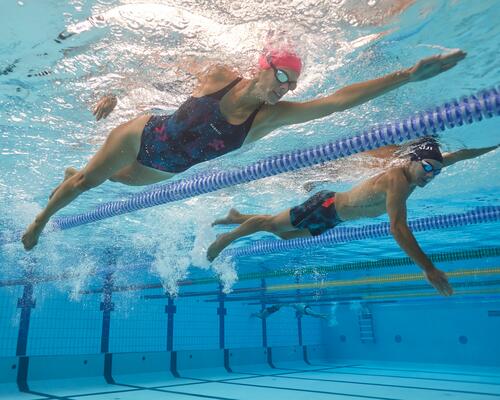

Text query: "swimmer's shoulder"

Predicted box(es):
[193, 65, 239, 97]
[363, 166, 406, 189]
[380, 167, 412, 196]
[245, 101, 292, 143]
[198, 64, 238, 85]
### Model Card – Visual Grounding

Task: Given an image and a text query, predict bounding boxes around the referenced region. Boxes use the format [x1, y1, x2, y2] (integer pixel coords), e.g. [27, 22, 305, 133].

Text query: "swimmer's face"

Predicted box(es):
[259, 66, 299, 104]
[410, 158, 443, 187]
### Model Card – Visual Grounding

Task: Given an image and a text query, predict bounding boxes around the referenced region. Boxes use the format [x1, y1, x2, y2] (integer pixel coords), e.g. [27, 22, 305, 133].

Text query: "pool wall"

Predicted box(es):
[1, 252, 499, 395]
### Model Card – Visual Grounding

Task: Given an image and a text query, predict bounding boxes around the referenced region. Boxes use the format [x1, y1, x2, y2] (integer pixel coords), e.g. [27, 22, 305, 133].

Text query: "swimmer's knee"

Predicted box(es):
[64, 166, 79, 177]
[254, 215, 277, 232]
[73, 172, 102, 191]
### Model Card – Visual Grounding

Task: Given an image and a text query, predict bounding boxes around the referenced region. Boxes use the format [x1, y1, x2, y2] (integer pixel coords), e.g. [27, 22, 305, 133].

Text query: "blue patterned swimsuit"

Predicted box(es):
[136, 78, 262, 173]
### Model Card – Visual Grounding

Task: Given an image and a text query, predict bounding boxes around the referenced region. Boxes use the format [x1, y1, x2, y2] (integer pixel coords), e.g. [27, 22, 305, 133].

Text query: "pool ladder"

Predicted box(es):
[358, 305, 375, 343]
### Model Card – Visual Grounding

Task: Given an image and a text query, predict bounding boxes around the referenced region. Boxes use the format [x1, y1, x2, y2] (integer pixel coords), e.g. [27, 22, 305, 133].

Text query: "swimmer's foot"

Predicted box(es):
[207, 233, 232, 261]
[212, 208, 242, 226]
[22, 218, 46, 250]
[49, 167, 78, 199]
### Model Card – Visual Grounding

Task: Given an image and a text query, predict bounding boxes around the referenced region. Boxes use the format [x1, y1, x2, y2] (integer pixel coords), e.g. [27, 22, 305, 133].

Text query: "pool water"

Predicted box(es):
[0, 0, 499, 399]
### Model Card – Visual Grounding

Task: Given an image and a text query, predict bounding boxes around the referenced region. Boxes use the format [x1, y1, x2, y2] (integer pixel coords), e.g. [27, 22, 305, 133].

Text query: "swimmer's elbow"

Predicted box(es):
[390, 220, 409, 237]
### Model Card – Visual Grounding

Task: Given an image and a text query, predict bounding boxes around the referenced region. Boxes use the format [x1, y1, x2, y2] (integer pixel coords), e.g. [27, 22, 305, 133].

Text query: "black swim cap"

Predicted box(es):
[408, 137, 443, 163]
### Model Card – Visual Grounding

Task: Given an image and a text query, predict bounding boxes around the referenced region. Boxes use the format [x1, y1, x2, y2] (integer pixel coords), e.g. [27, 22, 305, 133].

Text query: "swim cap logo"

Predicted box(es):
[408, 138, 443, 162]
[416, 144, 435, 151]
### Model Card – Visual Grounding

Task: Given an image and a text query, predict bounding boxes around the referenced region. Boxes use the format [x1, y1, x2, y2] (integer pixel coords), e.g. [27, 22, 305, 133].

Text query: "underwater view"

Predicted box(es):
[1, 0, 499, 399]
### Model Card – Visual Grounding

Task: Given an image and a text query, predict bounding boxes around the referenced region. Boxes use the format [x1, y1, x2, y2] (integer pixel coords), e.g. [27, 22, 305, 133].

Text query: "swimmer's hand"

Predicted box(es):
[303, 181, 316, 192]
[424, 266, 453, 296]
[303, 180, 330, 192]
[407, 49, 467, 82]
[93, 95, 117, 121]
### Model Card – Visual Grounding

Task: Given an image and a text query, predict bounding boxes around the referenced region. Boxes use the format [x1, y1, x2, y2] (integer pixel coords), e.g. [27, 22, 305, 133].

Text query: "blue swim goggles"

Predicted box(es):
[268, 57, 297, 90]
[421, 160, 441, 176]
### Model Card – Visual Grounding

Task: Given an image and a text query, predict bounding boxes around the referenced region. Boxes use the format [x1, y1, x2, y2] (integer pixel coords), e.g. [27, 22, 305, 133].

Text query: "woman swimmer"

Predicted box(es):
[22, 48, 466, 249]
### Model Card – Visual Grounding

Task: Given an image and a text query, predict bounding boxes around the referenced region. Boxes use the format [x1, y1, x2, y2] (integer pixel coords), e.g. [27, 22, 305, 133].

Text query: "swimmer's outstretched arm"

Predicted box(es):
[170, 57, 235, 81]
[385, 171, 453, 296]
[303, 180, 332, 192]
[93, 94, 118, 121]
[92, 62, 235, 120]
[263, 50, 466, 131]
[442, 145, 498, 167]
[302, 145, 401, 191]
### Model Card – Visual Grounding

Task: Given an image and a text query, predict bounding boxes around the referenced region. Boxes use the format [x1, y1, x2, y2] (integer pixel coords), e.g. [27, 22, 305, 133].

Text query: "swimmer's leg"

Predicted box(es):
[22, 115, 151, 250]
[109, 161, 175, 186]
[275, 229, 311, 240]
[363, 144, 400, 158]
[52, 161, 171, 190]
[49, 167, 78, 199]
[212, 209, 264, 226]
[304, 309, 329, 320]
[207, 209, 305, 261]
[49, 152, 171, 197]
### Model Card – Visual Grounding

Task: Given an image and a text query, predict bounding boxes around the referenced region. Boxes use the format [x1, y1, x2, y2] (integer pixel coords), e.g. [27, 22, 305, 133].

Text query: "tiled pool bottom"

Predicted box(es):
[3, 359, 500, 400]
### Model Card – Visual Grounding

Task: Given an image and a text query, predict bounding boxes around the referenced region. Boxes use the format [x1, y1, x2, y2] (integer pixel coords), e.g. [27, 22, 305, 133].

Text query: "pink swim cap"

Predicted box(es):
[258, 49, 302, 75]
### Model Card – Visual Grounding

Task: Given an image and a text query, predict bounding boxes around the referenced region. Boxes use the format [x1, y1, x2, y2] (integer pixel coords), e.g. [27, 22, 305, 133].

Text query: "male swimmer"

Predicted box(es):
[208, 138, 498, 296]
[251, 303, 328, 320]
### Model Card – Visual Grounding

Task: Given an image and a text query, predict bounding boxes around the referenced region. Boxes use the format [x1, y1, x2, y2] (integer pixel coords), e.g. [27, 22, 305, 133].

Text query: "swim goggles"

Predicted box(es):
[421, 160, 441, 176]
[268, 57, 297, 90]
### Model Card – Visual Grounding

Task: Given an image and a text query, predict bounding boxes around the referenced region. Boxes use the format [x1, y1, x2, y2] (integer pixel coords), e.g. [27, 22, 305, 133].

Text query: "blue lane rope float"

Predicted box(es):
[43, 86, 498, 231]
[221, 206, 500, 258]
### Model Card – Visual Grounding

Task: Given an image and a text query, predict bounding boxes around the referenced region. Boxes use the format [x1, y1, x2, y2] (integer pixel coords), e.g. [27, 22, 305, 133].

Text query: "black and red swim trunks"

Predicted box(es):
[289, 190, 342, 236]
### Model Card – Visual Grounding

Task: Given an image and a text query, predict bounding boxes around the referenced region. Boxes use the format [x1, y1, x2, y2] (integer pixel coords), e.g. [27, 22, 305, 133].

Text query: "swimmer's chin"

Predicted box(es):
[264, 91, 282, 105]
[417, 178, 431, 188]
